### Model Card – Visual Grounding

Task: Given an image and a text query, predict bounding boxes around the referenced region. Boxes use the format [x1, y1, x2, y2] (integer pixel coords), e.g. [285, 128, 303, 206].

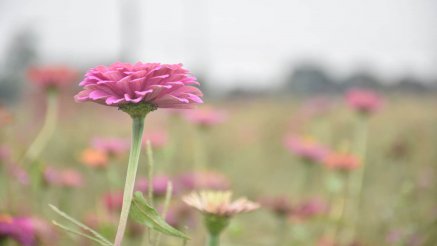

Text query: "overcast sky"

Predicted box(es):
[1, 0, 436, 90]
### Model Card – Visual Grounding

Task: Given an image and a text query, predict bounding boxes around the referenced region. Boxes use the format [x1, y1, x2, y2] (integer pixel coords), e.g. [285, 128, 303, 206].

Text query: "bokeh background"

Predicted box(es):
[0, 0, 436, 246]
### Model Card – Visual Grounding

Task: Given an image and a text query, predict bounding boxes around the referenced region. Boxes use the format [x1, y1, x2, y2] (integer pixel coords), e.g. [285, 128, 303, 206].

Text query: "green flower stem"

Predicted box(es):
[114, 116, 145, 246]
[346, 115, 369, 242]
[207, 234, 220, 246]
[22, 89, 58, 164]
[153, 181, 173, 246]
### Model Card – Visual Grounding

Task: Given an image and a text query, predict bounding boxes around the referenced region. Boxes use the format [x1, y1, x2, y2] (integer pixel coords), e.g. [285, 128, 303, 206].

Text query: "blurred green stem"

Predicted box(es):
[153, 181, 173, 246]
[22, 89, 58, 164]
[114, 116, 145, 246]
[347, 115, 369, 241]
[207, 234, 220, 246]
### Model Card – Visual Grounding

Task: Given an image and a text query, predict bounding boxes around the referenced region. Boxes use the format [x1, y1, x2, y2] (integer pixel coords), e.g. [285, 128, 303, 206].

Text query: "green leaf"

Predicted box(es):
[52, 220, 113, 246]
[49, 204, 113, 246]
[130, 192, 189, 240]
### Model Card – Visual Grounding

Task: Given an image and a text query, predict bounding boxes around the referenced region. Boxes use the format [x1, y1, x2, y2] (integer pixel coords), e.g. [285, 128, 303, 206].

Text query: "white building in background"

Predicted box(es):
[0, 0, 436, 90]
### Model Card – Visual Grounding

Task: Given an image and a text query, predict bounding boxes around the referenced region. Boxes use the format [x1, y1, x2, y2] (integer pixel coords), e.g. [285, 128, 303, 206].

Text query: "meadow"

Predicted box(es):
[0, 68, 436, 246]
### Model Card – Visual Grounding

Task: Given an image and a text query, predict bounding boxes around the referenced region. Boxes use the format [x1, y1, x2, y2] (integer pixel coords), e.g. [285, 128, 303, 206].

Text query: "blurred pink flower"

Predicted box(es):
[164, 202, 195, 229]
[103, 191, 124, 212]
[9, 165, 30, 186]
[176, 171, 230, 191]
[142, 129, 168, 149]
[184, 107, 227, 127]
[0, 215, 35, 246]
[290, 198, 328, 222]
[259, 196, 293, 217]
[27, 66, 77, 90]
[135, 175, 172, 197]
[346, 88, 382, 114]
[91, 137, 129, 157]
[324, 152, 361, 172]
[74, 62, 203, 108]
[43, 167, 84, 188]
[284, 135, 329, 163]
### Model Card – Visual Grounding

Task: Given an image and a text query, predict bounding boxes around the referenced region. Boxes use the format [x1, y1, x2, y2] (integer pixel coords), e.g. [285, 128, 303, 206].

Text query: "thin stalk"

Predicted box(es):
[346, 115, 369, 242]
[207, 234, 220, 246]
[146, 140, 155, 244]
[154, 181, 173, 245]
[114, 116, 145, 246]
[22, 90, 58, 164]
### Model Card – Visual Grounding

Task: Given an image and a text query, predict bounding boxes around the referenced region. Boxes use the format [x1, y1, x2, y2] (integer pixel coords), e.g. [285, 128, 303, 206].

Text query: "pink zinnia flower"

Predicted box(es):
[103, 191, 124, 212]
[184, 107, 227, 127]
[74, 62, 203, 108]
[324, 152, 361, 172]
[284, 135, 329, 163]
[0, 215, 36, 246]
[43, 167, 84, 188]
[135, 175, 172, 197]
[290, 198, 328, 222]
[346, 88, 382, 114]
[176, 171, 230, 191]
[259, 196, 293, 217]
[142, 129, 168, 149]
[91, 137, 129, 157]
[27, 66, 77, 90]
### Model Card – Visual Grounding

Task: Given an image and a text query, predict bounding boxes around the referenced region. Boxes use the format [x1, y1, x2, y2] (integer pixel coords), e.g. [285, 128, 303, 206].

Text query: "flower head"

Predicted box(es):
[0, 215, 36, 246]
[346, 88, 382, 114]
[135, 175, 172, 197]
[79, 148, 109, 169]
[91, 137, 129, 157]
[290, 198, 329, 222]
[284, 135, 329, 163]
[184, 107, 226, 128]
[43, 167, 84, 188]
[177, 171, 230, 191]
[259, 196, 293, 217]
[28, 66, 77, 90]
[183, 191, 259, 217]
[102, 191, 124, 212]
[74, 62, 203, 109]
[324, 152, 361, 171]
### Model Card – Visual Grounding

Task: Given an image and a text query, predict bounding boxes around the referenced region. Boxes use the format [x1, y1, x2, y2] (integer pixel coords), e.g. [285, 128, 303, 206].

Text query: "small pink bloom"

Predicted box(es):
[43, 167, 84, 188]
[259, 196, 293, 217]
[103, 191, 124, 212]
[290, 198, 328, 222]
[135, 175, 172, 197]
[324, 152, 361, 171]
[27, 66, 77, 90]
[0, 215, 36, 246]
[176, 171, 230, 191]
[91, 137, 129, 157]
[346, 88, 382, 114]
[284, 135, 329, 163]
[142, 129, 168, 149]
[74, 62, 203, 109]
[184, 107, 227, 127]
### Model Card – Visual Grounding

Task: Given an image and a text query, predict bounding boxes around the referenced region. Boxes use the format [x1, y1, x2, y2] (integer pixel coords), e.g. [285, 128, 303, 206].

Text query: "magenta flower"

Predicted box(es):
[0, 215, 36, 246]
[290, 198, 328, 222]
[103, 191, 124, 212]
[43, 167, 84, 188]
[27, 66, 77, 90]
[135, 175, 172, 197]
[259, 196, 293, 217]
[91, 137, 129, 157]
[284, 135, 329, 163]
[346, 88, 382, 114]
[74, 62, 203, 108]
[176, 171, 230, 191]
[184, 107, 227, 127]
